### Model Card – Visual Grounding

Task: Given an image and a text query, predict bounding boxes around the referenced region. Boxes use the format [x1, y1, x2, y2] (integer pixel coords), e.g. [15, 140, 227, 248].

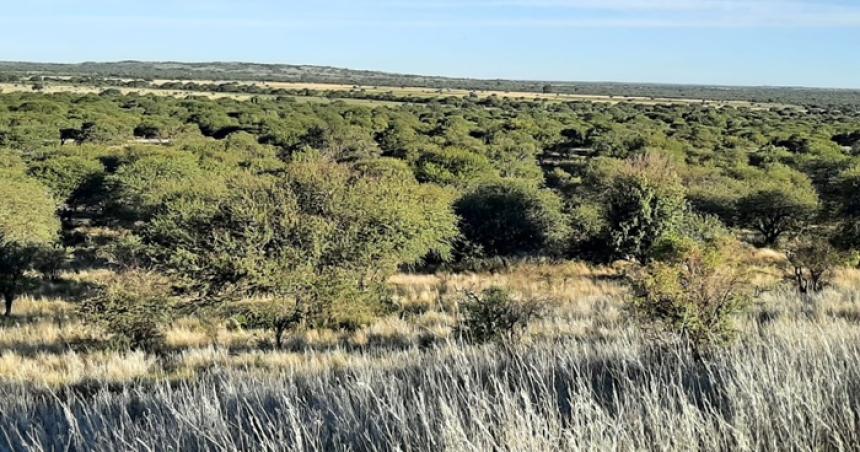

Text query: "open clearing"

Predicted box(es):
[0, 83, 404, 107]
[0, 80, 787, 109]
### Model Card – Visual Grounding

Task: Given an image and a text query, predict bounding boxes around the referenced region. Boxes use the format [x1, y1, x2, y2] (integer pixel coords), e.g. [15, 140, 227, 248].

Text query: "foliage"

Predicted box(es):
[105, 151, 218, 221]
[0, 88, 857, 329]
[33, 245, 70, 281]
[140, 156, 458, 328]
[736, 166, 820, 246]
[787, 237, 844, 295]
[28, 155, 105, 206]
[77, 120, 131, 145]
[0, 170, 60, 316]
[414, 148, 497, 187]
[602, 154, 687, 263]
[455, 179, 570, 258]
[630, 238, 751, 351]
[80, 270, 175, 352]
[459, 287, 545, 343]
[650, 212, 732, 263]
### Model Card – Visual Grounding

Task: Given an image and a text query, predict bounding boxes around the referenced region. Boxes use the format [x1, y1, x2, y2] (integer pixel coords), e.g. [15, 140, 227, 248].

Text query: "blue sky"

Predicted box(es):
[1, 0, 858, 88]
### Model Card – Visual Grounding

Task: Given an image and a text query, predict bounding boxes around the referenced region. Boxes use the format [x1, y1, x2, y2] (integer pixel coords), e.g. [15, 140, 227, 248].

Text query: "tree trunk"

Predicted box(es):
[3, 292, 13, 317]
[274, 323, 286, 349]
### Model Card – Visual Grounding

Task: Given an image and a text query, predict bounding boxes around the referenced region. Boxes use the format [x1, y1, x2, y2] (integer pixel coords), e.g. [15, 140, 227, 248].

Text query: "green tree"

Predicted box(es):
[28, 156, 105, 211]
[455, 179, 570, 257]
[736, 166, 820, 246]
[139, 156, 458, 336]
[603, 155, 687, 263]
[0, 171, 60, 316]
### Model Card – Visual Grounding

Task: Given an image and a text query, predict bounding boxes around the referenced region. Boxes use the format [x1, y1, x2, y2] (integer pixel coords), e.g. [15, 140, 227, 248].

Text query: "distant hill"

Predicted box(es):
[1, 60, 859, 107]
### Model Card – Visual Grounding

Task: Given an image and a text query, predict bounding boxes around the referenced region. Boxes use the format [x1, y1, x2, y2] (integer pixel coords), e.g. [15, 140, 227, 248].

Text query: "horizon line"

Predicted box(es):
[1, 59, 859, 92]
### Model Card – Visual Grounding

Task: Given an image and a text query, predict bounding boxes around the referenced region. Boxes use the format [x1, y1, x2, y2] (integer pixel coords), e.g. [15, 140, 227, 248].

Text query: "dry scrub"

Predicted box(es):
[2, 264, 860, 450]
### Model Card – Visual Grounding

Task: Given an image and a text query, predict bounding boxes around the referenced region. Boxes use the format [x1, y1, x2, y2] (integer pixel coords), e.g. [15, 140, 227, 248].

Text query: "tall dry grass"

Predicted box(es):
[2, 263, 860, 450]
[2, 320, 860, 451]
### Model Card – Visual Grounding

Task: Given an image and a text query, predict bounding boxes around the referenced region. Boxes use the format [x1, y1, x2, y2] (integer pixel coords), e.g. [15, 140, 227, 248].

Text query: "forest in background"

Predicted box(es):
[2, 60, 860, 107]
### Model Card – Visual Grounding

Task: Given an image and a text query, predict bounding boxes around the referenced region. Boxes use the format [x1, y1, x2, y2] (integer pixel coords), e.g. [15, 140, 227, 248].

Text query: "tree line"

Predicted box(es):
[3, 61, 860, 107]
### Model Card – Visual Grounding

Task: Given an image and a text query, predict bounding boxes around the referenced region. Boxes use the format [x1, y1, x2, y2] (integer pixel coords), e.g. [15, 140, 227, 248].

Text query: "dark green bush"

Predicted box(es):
[455, 179, 570, 258]
[460, 287, 545, 343]
[602, 154, 686, 263]
[787, 237, 845, 295]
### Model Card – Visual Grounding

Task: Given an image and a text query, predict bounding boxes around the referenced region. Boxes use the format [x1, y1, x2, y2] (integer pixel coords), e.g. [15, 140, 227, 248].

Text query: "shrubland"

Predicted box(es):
[1, 90, 860, 450]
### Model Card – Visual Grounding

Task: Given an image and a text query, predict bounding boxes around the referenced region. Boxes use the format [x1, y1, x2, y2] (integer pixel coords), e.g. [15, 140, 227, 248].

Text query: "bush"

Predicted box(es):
[414, 148, 497, 187]
[787, 237, 844, 295]
[80, 271, 175, 352]
[649, 212, 731, 262]
[28, 156, 105, 208]
[459, 287, 545, 343]
[105, 152, 221, 222]
[603, 154, 686, 263]
[455, 180, 570, 258]
[630, 238, 751, 353]
[140, 156, 458, 328]
[33, 245, 70, 281]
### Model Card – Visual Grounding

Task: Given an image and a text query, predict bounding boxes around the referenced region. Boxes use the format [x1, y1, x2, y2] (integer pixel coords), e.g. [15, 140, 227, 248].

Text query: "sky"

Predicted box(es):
[0, 0, 858, 88]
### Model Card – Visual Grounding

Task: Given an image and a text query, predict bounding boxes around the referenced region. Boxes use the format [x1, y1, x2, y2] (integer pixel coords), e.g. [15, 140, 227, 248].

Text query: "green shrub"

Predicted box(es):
[455, 179, 570, 258]
[630, 238, 751, 352]
[603, 154, 686, 263]
[460, 287, 545, 343]
[33, 245, 70, 281]
[28, 155, 105, 207]
[105, 151, 230, 222]
[415, 148, 497, 187]
[30, 156, 105, 213]
[80, 271, 175, 352]
[649, 212, 731, 262]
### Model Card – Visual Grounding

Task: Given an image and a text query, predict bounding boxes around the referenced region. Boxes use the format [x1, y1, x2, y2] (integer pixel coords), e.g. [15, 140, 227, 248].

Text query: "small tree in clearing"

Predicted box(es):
[460, 287, 545, 344]
[80, 270, 175, 352]
[787, 238, 844, 296]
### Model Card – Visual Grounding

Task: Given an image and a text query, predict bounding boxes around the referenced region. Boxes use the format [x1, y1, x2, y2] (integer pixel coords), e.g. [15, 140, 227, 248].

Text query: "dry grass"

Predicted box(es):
[0, 350, 156, 387]
[3, 318, 860, 450]
[390, 261, 625, 313]
[3, 261, 860, 450]
[0, 80, 785, 109]
[2, 259, 858, 389]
